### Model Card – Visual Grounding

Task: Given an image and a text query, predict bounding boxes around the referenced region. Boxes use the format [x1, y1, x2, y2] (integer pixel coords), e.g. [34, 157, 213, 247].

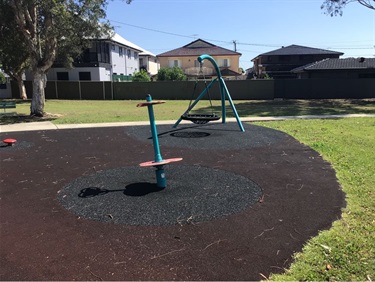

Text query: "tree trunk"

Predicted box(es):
[30, 70, 46, 117]
[15, 76, 27, 100]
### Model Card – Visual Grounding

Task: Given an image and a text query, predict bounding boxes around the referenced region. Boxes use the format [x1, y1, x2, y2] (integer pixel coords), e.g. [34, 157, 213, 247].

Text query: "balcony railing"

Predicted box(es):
[184, 67, 214, 76]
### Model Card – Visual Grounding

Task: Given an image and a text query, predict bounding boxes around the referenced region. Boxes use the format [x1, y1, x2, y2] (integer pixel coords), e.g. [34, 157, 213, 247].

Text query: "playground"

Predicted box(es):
[0, 56, 347, 280]
[0, 118, 345, 280]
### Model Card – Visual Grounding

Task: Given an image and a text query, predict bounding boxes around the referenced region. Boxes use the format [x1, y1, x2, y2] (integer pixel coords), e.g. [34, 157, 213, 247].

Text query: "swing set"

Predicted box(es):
[173, 54, 245, 132]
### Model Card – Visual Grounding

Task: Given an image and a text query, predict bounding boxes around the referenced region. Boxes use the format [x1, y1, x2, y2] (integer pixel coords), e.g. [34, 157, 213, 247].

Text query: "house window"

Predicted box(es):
[127, 49, 131, 59]
[56, 72, 69, 80]
[119, 47, 123, 56]
[134, 52, 138, 59]
[79, 72, 91, 81]
[169, 60, 181, 68]
[218, 58, 230, 67]
[112, 44, 115, 51]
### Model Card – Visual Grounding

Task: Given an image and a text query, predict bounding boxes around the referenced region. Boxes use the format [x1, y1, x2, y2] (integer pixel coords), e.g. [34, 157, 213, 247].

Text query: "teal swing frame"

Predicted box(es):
[173, 54, 245, 132]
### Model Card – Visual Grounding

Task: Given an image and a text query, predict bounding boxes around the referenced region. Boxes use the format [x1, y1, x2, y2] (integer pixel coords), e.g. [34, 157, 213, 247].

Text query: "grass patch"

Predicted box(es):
[253, 118, 375, 281]
[0, 98, 374, 125]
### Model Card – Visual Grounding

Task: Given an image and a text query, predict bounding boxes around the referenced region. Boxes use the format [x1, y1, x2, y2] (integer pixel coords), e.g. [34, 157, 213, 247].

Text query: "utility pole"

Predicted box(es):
[232, 40, 239, 80]
[233, 40, 237, 52]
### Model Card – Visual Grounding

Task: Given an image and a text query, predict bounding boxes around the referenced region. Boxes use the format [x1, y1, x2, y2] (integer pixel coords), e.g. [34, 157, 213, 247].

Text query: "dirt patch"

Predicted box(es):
[0, 112, 61, 125]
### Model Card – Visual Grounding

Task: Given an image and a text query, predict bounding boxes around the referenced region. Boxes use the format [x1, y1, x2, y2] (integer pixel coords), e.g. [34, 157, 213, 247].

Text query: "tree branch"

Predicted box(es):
[358, 0, 375, 9]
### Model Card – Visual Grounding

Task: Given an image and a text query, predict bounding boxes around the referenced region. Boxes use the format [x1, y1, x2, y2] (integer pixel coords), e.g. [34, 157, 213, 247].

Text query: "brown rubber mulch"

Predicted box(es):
[0, 122, 345, 281]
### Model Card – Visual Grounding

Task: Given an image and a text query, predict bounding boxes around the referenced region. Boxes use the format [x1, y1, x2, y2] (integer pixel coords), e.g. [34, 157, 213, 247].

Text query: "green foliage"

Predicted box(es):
[262, 73, 273, 80]
[0, 72, 6, 84]
[157, 67, 187, 81]
[132, 69, 151, 82]
[169, 66, 187, 81]
[156, 67, 169, 81]
[321, 0, 375, 16]
[2, 0, 134, 115]
[0, 3, 30, 78]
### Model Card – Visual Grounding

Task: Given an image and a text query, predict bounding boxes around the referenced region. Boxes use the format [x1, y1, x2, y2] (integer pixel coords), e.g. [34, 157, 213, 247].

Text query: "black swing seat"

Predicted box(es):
[181, 113, 221, 124]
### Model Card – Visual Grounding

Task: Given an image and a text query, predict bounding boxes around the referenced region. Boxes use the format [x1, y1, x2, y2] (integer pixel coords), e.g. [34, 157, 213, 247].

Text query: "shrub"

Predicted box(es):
[157, 67, 187, 81]
[132, 69, 151, 82]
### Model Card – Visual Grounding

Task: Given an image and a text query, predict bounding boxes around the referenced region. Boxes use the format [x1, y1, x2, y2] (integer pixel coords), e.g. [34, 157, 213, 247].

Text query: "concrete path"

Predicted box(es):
[1, 113, 374, 133]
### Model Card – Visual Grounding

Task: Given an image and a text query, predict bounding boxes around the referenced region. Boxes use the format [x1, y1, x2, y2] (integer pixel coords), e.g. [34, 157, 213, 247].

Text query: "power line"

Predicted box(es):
[109, 19, 375, 51]
[109, 19, 280, 47]
[110, 20, 195, 39]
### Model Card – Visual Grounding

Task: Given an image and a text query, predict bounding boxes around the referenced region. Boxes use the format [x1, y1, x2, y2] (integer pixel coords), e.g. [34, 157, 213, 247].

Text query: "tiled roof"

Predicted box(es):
[157, 39, 241, 57]
[257, 44, 344, 57]
[292, 57, 375, 72]
[219, 67, 242, 76]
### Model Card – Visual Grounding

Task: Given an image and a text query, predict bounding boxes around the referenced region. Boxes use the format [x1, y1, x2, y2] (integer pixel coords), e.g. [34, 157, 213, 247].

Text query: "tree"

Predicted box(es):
[0, 70, 6, 84]
[157, 67, 187, 81]
[132, 69, 151, 82]
[4, 0, 133, 116]
[0, 2, 29, 99]
[321, 0, 375, 16]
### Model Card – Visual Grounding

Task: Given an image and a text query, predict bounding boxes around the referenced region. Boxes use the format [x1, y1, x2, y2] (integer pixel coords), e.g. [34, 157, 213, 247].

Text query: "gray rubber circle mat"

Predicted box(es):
[125, 123, 288, 150]
[58, 165, 262, 226]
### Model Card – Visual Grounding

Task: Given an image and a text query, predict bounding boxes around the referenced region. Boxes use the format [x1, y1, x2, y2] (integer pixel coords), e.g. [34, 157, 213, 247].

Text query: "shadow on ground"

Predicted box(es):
[0, 113, 57, 125]
[196, 99, 375, 117]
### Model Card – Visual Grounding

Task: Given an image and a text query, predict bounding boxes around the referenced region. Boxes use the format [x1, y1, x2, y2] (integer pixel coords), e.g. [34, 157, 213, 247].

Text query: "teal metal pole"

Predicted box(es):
[220, 78, 245, 132]
[146, 95, 163, 163]
[198, 54, 244, 132]
[220, 81, 226, 123]
[144, 94, 166, 187]
[199, 54, 227, 123]
[198, 54, 222, 79]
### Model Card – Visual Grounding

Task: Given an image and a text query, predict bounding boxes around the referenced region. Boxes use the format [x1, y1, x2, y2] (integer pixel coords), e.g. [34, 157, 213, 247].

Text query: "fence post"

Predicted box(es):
[111, 81, 114, 100]
[78, 81, 81, 100]
[55, 81, 58, 99]
[102, 81, 105, 100]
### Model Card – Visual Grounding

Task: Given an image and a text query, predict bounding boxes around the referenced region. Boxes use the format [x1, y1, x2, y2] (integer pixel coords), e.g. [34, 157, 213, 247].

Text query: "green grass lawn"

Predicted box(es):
[254, 118, 375, 281]
[1, 99, 374, 280]
[1, 98, 374, 124]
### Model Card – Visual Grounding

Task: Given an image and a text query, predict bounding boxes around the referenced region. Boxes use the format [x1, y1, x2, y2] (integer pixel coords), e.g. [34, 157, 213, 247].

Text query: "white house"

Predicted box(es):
[44, 33, 158, 81]
[139, 49, 159, 76]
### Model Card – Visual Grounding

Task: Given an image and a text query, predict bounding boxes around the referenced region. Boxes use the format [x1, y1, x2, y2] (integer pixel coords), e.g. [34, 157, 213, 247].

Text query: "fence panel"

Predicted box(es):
[10, 78, 375, 100]
[81, 82, 105, 100]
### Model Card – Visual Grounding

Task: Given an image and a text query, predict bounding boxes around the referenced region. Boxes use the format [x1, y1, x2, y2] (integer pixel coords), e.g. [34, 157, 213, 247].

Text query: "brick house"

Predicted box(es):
[157, 39, 242, 79]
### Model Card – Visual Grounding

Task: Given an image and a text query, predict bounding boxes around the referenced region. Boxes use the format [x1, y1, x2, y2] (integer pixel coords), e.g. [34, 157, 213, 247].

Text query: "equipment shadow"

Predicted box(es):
[78, 183, 163, 198]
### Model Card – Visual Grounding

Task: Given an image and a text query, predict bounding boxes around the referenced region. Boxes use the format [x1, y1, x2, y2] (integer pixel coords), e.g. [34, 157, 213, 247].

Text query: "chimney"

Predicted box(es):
[358, 57, 365, 63]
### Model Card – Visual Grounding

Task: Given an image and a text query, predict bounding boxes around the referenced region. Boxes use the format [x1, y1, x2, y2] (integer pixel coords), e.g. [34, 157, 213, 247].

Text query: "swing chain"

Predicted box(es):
[199, 62, 203, 77]
[201, 63, 215, 115]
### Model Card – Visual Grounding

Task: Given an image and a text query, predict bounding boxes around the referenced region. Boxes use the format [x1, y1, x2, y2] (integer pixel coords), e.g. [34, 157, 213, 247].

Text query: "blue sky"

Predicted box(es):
[106, 0, 375, 70]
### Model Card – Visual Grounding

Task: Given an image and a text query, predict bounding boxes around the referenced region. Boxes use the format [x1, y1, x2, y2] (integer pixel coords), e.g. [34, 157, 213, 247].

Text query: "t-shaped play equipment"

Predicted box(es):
[137, 95, 182, 188]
